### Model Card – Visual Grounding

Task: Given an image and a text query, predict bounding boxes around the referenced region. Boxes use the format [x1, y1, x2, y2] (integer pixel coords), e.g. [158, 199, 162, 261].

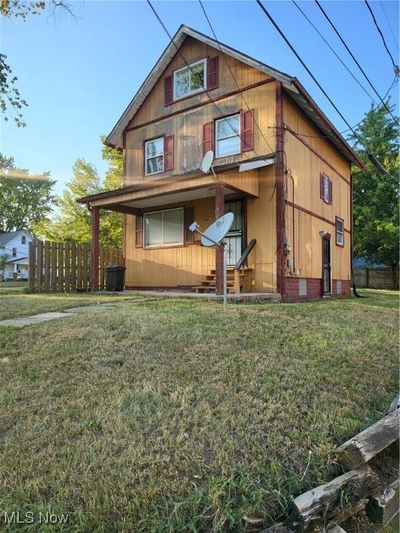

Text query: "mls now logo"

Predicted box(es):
[2, 511, 69, 525]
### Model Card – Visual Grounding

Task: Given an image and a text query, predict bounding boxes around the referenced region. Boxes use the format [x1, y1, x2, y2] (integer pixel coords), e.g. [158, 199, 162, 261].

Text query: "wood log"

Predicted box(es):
[366, 479, 399, 527]
[292, 466, 381, 532]
[336, 410, 399, 470]
[326, 525, 347, 533]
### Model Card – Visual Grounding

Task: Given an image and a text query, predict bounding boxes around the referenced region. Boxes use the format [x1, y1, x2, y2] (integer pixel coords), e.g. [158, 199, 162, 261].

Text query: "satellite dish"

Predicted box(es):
[201, 150, 214, 174]
[201, 212, 234, 247]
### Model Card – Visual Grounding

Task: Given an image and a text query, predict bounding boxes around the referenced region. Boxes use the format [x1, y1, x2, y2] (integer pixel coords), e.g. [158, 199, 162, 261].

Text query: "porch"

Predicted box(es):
[78, 168, 264, 295]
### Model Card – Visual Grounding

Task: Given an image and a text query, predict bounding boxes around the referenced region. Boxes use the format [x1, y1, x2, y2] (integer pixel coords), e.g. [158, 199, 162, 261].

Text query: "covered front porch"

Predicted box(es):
[78, 169, 260, 294]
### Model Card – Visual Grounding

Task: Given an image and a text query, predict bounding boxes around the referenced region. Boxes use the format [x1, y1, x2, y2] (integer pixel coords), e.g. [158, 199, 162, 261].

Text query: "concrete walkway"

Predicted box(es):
[0, 304, 118, 328]
[123, 290, 282, 302]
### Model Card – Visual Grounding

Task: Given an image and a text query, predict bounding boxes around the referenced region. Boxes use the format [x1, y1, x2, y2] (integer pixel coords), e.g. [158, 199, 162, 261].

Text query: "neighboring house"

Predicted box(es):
[78, 25, 363, 301]
[0, 231, 33, 281]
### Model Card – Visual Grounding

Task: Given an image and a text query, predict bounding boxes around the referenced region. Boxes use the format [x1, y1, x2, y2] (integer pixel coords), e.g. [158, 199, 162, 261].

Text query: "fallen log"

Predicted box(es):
[292, 466, 381, 532]
[366, 478, 399, 527]
[336, 410, 399, 470]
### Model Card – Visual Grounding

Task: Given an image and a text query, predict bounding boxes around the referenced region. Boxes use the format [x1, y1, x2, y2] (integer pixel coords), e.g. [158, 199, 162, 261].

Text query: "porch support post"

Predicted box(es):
[215, 183, 225, 295]
[90, 206, 100, 291]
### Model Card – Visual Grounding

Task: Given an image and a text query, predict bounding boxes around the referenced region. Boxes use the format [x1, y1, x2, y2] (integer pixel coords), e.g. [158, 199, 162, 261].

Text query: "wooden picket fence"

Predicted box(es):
[28, 240, 123, 293]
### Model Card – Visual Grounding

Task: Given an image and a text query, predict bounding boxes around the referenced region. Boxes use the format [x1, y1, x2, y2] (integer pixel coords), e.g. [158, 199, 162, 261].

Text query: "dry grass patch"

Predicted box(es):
[0, 291, 398, 531]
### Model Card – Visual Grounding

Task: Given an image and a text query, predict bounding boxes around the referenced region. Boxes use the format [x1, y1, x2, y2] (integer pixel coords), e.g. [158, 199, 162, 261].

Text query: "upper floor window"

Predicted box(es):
[173, 59, 207, 100]
[21, 236, 26, 244]
[320, 174, 332, 204]
[335, 217, 344, 246]
[145, 137, 164, 175]
[144, 208, 183, 247]
[12, 248, 17, 257]
[215, 113, 240, 158]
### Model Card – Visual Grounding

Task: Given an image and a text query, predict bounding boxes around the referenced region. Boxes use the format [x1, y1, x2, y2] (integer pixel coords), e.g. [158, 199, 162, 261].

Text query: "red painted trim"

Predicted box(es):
[215, 184, 225, 295]
[285, 200, 351, 234]
[285, 125, 351, 186]
[90, 206, 100, 291]
[125, 78, 275, 133]
[335, 216, 345, 247]
[275, 80, 286, 297]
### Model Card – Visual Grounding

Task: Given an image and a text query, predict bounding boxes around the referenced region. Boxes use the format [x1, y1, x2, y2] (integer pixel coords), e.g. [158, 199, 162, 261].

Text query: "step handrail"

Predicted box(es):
[235, 239, 256, 271]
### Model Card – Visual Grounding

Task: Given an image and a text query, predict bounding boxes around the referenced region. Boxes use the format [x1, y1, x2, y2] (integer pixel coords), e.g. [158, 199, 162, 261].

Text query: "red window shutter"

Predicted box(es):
[164, 135, 174, 171]
[164, 75, 173, 106]
[329, 179, 333, 204]
[207, 56, 219, 90]
[203, 121, 214, 156]
[184, 207, 195, 245]
[241, 109, 254, 152]
[135, 215, 143, 248]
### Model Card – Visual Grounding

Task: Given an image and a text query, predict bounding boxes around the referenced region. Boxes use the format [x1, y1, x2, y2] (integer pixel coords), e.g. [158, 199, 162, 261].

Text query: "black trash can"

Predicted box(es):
[105, 265, 126, 291]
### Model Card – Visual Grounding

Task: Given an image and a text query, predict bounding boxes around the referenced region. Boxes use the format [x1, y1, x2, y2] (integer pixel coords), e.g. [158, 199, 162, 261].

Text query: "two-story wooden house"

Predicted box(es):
[78, 25, 363, 301]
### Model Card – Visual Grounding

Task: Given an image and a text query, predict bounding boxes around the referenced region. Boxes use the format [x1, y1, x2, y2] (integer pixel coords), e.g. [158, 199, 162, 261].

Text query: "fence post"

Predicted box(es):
[28, 241, 35, 293]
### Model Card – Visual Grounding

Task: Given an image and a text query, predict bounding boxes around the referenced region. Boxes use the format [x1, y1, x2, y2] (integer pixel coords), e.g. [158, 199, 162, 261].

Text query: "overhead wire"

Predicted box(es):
[378, 1, 399, 49]
[256, 0, 399, 185]
[315, 0, 399, 125]
[292, 0, 378, 105]
[273, 75, 399, 140]
[364, 0, 398, 73]
[146, 0, 275, 165]
[198, 0, 276, 155]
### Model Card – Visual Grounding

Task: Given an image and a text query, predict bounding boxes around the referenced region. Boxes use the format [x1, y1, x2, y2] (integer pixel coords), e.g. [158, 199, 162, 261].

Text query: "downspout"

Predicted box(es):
[275, 81, 286, 298]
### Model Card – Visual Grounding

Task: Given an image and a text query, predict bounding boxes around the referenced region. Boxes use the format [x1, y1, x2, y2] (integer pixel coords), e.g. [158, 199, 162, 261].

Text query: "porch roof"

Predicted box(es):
[77, 156, 269, 213]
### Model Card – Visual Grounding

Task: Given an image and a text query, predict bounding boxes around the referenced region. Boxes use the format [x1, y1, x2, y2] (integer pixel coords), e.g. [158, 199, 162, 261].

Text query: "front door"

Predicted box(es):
[322, 236, 331, 294]
[224, 200, 244, 266]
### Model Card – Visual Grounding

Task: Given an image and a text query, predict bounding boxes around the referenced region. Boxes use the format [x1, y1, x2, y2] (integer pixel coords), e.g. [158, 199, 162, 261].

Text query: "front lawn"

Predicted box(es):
[0, 291, 398, 531]
[0, 290, 144, 321]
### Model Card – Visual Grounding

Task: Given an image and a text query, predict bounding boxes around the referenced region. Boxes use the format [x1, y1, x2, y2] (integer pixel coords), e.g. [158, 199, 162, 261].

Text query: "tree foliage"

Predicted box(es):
[0, 153, 56, 233]
[35, 142, 123, 247]
[0, 0, 73, 126]
[349, 100, 399, 270]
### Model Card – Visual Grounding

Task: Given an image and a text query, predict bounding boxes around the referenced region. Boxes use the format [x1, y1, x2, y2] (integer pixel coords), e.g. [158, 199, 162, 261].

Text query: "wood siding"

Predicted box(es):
[124, 165, 277, 291]
[283, 94, 351, 283]
[124, 37, 276, 185]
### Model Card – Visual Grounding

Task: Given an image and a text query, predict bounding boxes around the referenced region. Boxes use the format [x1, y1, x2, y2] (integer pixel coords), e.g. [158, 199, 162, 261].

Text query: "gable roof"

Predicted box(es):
[0, 231, 31, 247]
[105, 24, 363, 167]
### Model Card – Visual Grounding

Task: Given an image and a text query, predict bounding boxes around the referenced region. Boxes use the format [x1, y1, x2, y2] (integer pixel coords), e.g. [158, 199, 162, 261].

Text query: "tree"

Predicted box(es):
[348, 100, 399, 282]
[0, 153, 56, 233]
[35, 141, 123, 247]
[0, 1, 73, 126]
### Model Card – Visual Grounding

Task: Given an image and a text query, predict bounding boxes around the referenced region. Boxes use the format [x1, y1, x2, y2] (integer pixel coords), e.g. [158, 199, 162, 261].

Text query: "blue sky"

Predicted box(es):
[1, 0, 399, 194]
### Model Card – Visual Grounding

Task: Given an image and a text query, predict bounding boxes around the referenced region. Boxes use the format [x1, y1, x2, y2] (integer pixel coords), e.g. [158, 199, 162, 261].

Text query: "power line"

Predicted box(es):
[146, 0, 275, 163]
[275, 75, 399, 140]
[378, 1, 399, 49]
[292, 0, 377, 106]
[315, 0, 399, 125]
[198, 0, 275, 155]
[255, 0, 399, 185]
[364, 0, 398, 73]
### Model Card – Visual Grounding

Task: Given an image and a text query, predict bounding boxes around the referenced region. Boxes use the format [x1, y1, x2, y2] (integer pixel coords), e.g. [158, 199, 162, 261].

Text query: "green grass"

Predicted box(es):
[0, 290, 398, 532]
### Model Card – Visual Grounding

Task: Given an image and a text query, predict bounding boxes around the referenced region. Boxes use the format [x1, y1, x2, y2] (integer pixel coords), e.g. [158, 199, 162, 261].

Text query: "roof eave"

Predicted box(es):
[287, 79, 365, 169]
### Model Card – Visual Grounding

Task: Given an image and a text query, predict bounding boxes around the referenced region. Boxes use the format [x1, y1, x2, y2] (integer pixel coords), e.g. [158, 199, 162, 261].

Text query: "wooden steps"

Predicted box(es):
[194, 267, 252, 294]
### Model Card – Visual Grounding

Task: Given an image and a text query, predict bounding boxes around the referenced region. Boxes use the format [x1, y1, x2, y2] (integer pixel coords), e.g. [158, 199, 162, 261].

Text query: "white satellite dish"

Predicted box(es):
[201, 212, 234, 247]
[201, 150, 214, 174]
[189, 212, 235, 310]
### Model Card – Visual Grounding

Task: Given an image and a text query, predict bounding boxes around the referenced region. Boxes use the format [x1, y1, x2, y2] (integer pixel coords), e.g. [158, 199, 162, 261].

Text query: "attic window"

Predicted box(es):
[173, 59, 206, 100]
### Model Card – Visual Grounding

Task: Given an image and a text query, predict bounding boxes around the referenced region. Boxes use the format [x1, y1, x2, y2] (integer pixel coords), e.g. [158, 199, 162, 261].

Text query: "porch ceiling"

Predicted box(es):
[119, 185, 236, 210]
